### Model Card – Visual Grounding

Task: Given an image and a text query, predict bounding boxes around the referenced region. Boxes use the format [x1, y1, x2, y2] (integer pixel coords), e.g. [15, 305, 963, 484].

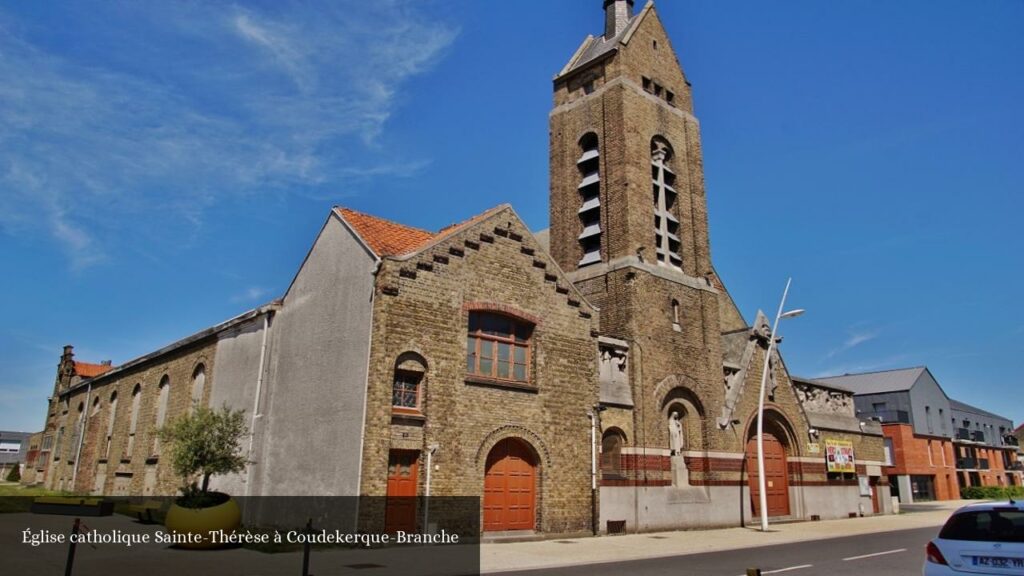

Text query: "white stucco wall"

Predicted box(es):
[207, 314, 271, 496]
[251, 214, 377, 497]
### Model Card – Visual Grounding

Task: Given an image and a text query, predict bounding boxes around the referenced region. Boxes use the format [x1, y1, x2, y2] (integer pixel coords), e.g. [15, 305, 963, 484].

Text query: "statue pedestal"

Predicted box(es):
[671, 454, 689, 487]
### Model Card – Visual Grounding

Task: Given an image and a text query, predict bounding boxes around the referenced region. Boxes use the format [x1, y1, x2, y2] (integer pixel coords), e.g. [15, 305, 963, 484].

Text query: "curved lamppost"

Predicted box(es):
[756, 277, 804, 532]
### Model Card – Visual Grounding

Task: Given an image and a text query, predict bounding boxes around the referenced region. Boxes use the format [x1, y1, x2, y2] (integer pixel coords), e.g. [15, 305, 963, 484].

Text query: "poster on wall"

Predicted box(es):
[825, 439, 856, 474]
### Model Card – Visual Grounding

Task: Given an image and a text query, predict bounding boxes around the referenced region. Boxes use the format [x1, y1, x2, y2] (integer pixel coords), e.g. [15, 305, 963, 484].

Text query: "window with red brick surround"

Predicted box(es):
[466, 312, 532, 384]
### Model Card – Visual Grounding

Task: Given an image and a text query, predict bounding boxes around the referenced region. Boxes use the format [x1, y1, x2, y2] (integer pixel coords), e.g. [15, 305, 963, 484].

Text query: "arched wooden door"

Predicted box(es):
[745, 433, 790, 517]
[483, 438, 537, 531]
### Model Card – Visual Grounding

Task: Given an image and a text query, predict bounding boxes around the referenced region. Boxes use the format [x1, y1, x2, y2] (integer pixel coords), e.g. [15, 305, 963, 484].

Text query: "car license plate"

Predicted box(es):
[972, 556, 1024, 568]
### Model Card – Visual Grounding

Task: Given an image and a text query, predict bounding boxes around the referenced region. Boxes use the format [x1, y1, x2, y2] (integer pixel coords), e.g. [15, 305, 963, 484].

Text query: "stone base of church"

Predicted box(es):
[598, 483, 888, 534]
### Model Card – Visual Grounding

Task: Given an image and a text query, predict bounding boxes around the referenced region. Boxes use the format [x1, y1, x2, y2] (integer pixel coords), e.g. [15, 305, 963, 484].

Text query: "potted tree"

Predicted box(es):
[158, 405, 248, 549]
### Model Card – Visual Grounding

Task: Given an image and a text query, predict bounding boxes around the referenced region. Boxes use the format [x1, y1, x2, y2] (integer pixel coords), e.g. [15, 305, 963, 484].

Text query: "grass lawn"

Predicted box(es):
[0, 482, 85, 513]
[0, 482, 70, 497]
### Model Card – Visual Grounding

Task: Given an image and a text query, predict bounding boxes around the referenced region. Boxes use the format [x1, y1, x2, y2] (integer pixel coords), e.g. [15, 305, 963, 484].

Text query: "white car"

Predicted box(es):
[924, 500, 1024, 575]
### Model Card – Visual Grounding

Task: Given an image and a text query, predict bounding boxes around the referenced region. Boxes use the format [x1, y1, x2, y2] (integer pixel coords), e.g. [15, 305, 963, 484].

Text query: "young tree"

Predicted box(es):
[5, 463, 20, 482]
[158, 405, 248, 507]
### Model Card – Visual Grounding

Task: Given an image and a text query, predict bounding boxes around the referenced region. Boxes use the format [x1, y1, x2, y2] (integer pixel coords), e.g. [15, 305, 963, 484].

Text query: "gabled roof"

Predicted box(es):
[815, 366, 927, 395]
[73, 361, 113, 379]
[1015, 423, 1024, 436]
[950, 399, 1010, 422]
[335, 208, 434, 257]
[335, 205, 509, 260]
[556, 1, 653, 80]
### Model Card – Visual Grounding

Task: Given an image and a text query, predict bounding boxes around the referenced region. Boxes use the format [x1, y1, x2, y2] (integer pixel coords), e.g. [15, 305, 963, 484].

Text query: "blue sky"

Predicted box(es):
[1, 1, 1022, 433]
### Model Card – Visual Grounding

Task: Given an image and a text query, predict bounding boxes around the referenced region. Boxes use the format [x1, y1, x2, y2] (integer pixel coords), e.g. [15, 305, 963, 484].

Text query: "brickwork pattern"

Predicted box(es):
[360, 207, 600, 535]
[40, 342, 217, 496]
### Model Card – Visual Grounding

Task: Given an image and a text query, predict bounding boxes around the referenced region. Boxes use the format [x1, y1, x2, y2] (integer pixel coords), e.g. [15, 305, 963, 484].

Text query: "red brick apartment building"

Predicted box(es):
[817, 368, 1022, 503]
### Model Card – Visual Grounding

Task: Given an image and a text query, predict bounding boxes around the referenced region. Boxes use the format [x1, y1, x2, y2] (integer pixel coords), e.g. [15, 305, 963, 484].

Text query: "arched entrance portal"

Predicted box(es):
[745, 411, 795, 518]
[745, 433, 789, 517]
[483, 438, 537, 531]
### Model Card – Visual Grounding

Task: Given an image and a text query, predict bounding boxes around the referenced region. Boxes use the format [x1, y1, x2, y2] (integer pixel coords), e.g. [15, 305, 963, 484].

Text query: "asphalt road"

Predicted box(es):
[496, 526, 939, 576]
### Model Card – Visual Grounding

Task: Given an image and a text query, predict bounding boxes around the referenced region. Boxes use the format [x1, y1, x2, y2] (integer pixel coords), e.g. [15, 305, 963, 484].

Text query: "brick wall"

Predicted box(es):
[884, 424, 959, 500]
[41, 340, 217, 496]
[360, 207, 600, 535]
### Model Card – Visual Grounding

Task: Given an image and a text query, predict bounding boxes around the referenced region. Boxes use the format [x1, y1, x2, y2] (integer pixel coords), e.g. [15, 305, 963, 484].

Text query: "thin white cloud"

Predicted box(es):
[0, 1, 459, 269]
[230, 286, 272, 305]
[813, 353, 913, 379]
[826, 329, 879, 359]
[232, 11, 315, 92]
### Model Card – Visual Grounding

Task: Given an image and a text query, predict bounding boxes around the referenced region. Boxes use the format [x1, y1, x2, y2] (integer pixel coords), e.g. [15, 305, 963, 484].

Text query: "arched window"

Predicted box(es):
[127, 384, 141, 458]
[601, 428, 626, 478]
[392, 353, 427, 414]
[105, 391, 117, 459]
[466, 312, 533, 383]
[671, 298, 680, 327]
[70, 402, 85, 462]
[577, 133, 602, 267]
[91, 396, 101, 417]
[651, 137, 681, 269]
[54, 427, 65, 459]
[156, 376, 171, 426]
[154, 376, 171, 456]
[191, 365, 206, 411]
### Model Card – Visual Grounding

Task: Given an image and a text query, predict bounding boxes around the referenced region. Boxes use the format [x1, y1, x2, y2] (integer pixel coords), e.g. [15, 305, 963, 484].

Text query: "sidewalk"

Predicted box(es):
[481, 500, 970, 574]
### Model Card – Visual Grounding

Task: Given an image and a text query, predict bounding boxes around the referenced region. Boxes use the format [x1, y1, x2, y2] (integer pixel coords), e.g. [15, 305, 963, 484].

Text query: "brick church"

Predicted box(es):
[26, 1, 892, 535]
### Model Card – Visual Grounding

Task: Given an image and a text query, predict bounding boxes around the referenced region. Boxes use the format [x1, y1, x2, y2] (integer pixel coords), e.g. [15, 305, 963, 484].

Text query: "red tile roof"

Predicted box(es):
[336, 208, 435, 257]
[336, 205, 508, 258]
[74, 361, 113, 379]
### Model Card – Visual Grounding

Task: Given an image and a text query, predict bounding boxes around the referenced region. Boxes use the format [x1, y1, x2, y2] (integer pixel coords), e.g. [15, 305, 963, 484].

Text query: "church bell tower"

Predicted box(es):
[549, 1, 725, 449]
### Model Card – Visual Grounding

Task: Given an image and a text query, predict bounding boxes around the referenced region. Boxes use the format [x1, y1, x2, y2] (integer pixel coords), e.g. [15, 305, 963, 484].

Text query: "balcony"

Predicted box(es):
[972, 431, 986, 443]
[865, 410, 910, 424]
[957, 458, 991, 470]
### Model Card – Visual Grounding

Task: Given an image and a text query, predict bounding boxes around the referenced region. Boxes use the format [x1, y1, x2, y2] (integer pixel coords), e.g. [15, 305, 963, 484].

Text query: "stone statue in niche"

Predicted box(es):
[668, 410, 689, 487]
[599, 346, 628, 386]
[669, 411, 685, 455]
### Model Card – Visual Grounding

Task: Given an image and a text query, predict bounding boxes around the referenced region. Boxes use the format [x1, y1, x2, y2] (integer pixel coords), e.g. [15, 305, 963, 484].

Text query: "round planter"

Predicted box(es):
[164, 493, 241, 549]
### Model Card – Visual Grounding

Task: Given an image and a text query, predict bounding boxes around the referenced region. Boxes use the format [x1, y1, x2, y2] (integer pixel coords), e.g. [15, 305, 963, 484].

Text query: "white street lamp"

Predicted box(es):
[756, 277, 804, 532]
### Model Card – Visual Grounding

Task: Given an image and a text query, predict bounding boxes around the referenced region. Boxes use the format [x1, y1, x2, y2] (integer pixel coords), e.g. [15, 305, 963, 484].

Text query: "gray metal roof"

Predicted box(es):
[568, 27, 632, 76]
[791, 376, 853, 394]
[556, 3, 651, 80]
[815, 366, 927, 395]
[950, 399, 1010, 422]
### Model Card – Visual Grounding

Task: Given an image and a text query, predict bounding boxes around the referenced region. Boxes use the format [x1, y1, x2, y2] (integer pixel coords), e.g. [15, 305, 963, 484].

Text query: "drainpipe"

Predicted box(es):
[70, 382, 93, 491]
[423, 443, 439, 533]
[245, 310, 272, 496]
[352, 259, 382, 533]
[588, 410, 598, 535]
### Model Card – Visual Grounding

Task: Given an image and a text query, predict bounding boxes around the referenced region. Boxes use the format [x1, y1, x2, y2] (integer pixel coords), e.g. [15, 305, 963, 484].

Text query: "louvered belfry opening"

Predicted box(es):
[577, 133, 602, 267]
[651, 137, 681, 269]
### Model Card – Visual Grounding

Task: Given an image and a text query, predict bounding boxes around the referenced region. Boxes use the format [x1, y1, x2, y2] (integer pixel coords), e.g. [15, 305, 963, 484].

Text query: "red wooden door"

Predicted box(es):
[483, 438, 536, 531]
[746, 433, 790, 517]
[385, 450, 419, 533]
